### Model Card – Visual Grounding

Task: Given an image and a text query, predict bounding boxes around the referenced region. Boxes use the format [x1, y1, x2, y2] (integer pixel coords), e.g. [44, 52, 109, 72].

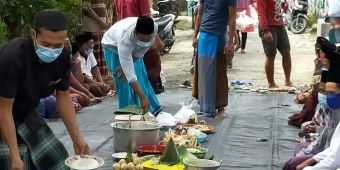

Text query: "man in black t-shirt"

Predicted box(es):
[0, 9, 91, 170]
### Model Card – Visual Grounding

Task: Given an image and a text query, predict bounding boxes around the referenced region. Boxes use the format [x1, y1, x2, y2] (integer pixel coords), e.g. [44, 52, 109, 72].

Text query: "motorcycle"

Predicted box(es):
[154, 14, 176, 53]
[284, 0, 308, 34]
[157, 0, 179, 19]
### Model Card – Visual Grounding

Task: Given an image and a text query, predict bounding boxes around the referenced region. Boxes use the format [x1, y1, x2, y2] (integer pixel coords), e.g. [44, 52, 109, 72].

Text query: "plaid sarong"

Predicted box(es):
[0, 116, 69, 170]
[90, 32, 109, 77]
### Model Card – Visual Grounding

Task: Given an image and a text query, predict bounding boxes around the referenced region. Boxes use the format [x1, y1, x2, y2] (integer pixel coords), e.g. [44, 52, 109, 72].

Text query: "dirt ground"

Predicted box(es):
[161, 21, 317, 90]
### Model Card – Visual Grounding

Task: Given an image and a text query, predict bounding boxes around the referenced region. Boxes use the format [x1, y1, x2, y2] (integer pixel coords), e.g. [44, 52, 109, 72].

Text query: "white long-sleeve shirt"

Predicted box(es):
[304, 109, 340, 170]
[101, 17, 158, 83]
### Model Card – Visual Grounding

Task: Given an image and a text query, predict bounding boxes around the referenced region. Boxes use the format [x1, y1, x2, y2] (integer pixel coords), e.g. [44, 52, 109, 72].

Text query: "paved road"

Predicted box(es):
[50, 27, 317, 169]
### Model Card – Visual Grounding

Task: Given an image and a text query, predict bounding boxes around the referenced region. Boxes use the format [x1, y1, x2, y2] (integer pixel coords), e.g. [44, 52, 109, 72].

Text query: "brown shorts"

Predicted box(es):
[258, 26, 291, 57]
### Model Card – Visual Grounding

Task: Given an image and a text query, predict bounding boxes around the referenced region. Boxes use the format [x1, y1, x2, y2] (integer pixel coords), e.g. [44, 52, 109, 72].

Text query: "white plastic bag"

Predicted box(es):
[236, 13, 258, 30]
[174, 102, 196, 123]
[156, 111, 177, 127]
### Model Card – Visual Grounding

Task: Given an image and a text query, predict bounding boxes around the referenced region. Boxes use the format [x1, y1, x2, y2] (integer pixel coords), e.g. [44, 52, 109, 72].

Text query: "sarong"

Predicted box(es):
[90, 32, 109, 76]
[0, 111, 69, 170]
[192, 31, 229, 116]
[103, 46, 161, 114]
[328, 17, 340, 43]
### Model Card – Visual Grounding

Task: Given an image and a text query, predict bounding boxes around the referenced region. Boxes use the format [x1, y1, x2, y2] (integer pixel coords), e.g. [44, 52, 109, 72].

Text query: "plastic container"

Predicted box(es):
[197, 132, 207, 143]
[137, 144, 166, 156]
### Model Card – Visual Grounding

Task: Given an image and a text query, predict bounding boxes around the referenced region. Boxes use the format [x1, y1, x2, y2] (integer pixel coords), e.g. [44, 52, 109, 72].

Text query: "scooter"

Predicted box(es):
[284, 0, 308, 34]
[154, 14, 176, 53]
[157, 0, 179, 19]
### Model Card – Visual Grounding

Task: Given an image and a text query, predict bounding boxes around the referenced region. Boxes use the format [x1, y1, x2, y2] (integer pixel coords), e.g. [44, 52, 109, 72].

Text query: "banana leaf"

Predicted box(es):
[159, 138, 181, 166]
[114, 105, 144, 115]
[177, 145, 197, 162]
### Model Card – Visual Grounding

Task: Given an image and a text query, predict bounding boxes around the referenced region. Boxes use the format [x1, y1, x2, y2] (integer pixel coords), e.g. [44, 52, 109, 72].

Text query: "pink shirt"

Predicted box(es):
[115, 0, 151, 21]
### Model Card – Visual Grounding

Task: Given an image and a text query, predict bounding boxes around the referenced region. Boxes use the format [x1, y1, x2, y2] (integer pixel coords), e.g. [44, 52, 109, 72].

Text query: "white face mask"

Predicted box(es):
[136, 40, 152, 48]
[35, 41, 64, 63]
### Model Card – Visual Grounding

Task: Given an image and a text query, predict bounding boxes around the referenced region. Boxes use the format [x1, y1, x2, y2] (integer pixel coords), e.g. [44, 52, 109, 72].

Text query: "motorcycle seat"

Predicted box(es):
[155, 15, 174, 29]
[158, 0, 176, 3]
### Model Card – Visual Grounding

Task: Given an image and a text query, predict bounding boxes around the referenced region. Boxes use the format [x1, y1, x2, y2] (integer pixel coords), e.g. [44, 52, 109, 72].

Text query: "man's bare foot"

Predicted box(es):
[268, 84, 283, 92]
[268, 84, 279, 88]
[215, 109, 226, 119]
[285, 81, 293, 87]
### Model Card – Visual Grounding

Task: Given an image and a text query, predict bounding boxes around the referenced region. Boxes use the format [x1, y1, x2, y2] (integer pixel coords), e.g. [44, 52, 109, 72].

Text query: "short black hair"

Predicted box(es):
[135, 16, 154, 35]
[71, 42, 79, 55]
[34, 9, 69, 33]
[75, 32, 93, 46]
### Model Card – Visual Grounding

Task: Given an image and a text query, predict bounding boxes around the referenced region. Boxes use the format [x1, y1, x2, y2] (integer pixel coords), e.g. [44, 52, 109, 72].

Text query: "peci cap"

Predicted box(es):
[135, 16, 154, 35]
[34, 9, 69, 31]
[317, 37, 340, 63]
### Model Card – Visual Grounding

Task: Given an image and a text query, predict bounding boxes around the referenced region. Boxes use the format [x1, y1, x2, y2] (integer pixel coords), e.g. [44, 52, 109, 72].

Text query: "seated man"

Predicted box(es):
[75, 33, 115, 97]
[296, 47, 340, 170]
[70, 43, 102, 104]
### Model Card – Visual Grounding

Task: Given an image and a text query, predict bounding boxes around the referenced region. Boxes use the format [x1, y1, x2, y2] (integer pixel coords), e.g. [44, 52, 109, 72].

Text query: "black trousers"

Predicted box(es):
[237, 30, 248, 49]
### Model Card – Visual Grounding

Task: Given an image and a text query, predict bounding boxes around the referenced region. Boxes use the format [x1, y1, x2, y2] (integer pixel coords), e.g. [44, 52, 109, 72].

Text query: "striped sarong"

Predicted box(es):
[192, 31, 229, 116]
[328, 17, 340, 43]
[90, 32, 109, 77]
[103, 46, 161, 114]
[0, 111, 69, 170]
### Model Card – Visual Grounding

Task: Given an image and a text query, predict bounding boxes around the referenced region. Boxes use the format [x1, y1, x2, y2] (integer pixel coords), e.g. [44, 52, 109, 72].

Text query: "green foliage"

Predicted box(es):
[0, 21, 7, 45]
[307, 11, 317, 28]
[0, 0, 81, 39]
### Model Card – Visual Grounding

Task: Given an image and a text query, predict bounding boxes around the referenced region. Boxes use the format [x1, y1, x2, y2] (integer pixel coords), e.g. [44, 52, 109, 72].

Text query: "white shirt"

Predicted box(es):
[101, 17, 158, 83]
[80, 53, 97, 78]
[304, 110, 340, 170]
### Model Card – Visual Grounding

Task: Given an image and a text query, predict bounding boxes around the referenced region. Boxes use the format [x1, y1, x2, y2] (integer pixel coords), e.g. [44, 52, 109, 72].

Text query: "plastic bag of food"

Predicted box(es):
[156, 111, 177, 127]
[174, 102, 195, 123]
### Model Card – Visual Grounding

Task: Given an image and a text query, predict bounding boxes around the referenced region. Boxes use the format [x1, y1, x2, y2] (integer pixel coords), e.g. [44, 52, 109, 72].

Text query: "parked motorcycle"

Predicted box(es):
[154, 14, 176, 53]
[157, 0, 179, 19]
[284, 0, 308, 34]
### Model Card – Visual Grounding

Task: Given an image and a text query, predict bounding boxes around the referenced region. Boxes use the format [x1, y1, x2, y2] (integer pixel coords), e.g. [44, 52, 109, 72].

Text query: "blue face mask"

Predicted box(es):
[86, 48, 93, 55]
[326, 93, 340, 110]
[136, 40, 152, 48]
[318, 93, 328, 107]
[35, 42, 63, 63]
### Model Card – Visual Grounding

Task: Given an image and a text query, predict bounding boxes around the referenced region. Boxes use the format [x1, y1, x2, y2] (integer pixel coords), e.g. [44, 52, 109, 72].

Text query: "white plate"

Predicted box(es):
[111, 152, 127, 159]
[65, 155, 104, 170]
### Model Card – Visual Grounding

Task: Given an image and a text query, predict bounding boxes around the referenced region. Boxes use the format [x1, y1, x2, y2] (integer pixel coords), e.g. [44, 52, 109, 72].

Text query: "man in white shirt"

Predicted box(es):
[102, 16, 162, 114]
[75, 33, 113, 97]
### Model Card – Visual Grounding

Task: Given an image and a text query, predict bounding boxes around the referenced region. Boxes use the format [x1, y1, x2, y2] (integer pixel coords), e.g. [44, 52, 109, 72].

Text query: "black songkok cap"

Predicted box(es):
[75, 32, 93, 46]
[34, 9, 68, 31]
[71, 42, 79, 55]
[317, 36, 340, 63]
[327, 62, 340, 84]
[135, 16, 154, 35]
[321, 70, 328, 83]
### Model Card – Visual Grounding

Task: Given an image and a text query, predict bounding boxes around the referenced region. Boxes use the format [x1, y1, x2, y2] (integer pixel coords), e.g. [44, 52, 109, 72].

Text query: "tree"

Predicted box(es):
[0, 21, 7, 45]
[0, 0, 81, 39]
